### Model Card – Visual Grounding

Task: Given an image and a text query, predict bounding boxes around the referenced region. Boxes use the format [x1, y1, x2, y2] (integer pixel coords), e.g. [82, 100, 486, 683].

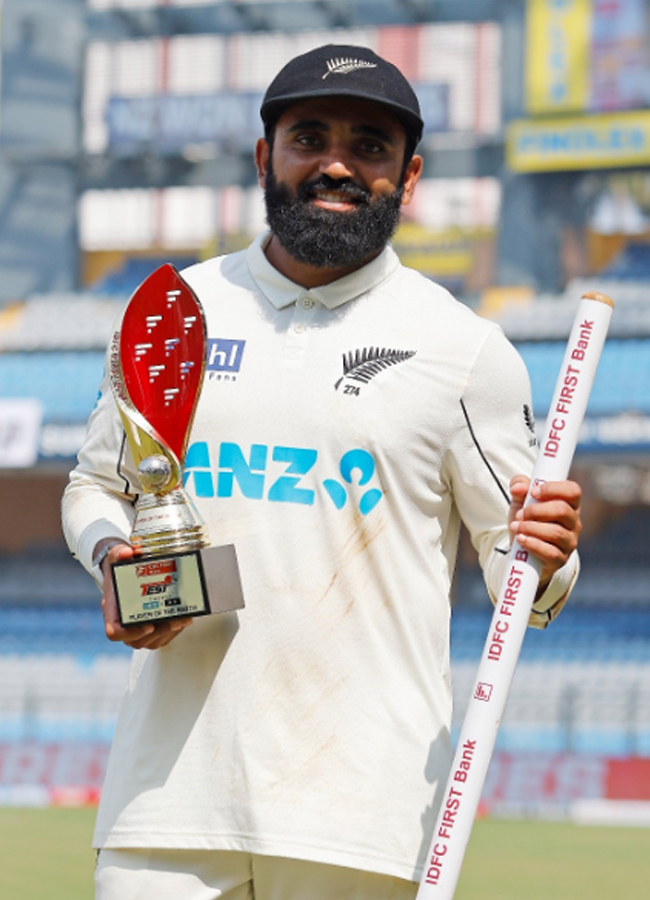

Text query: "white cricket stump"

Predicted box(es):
[417, 292, 614, 899]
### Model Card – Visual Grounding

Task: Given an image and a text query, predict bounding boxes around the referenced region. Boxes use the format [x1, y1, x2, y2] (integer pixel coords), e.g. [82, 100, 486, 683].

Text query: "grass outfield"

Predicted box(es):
[0, 807, 96, 900]
[456, 818, 650, 899]
[0, 809, 649, 898]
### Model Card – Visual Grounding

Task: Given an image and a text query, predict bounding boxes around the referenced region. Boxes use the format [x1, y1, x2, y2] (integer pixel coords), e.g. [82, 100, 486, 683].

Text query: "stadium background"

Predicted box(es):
[1, 0, 649, 833]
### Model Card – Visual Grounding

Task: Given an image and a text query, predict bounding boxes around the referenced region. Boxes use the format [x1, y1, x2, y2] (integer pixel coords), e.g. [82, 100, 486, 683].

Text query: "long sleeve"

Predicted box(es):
[61, 363, 139, 579]
[446, 326, 579, 629]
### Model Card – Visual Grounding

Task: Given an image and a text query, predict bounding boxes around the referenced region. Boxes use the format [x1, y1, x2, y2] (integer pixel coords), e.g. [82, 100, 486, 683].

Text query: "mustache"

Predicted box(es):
[297, 175, 371, 205]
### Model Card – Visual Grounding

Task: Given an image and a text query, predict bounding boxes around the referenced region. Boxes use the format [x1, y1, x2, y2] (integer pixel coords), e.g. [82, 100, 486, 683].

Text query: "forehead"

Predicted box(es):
[275, 96, 407, 143]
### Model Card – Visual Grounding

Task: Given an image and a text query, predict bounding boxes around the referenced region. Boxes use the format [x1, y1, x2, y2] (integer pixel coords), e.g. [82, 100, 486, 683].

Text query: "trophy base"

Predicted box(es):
[112, 544, 244, 627]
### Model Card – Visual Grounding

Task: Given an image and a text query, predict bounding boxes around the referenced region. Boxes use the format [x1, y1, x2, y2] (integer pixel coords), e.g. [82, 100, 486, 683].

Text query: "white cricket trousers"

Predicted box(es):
[96, 848, 418, 900]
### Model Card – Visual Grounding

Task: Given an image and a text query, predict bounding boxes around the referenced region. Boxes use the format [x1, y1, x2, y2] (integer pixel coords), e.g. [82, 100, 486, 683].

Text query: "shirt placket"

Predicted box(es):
[282, 291, 321, 362]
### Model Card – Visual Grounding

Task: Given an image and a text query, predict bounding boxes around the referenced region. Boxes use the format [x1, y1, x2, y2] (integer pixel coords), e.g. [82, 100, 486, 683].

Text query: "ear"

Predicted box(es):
[255, 138, 270, 188]
[400, 155, 423, 207]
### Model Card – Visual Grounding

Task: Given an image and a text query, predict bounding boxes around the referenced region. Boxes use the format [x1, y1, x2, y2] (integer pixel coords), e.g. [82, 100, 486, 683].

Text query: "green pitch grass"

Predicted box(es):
[456, 818, 650, 899]
[0, 807, 96, 900]
[0, 808, 649, 899]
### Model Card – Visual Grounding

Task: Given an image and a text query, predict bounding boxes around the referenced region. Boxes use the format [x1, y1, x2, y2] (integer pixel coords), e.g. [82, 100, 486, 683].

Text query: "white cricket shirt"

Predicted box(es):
[62, 234, 577, 882]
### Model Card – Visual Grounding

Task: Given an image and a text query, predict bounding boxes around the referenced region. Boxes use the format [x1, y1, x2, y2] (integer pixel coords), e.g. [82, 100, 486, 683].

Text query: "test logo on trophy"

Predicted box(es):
[109, 264, 243, 626]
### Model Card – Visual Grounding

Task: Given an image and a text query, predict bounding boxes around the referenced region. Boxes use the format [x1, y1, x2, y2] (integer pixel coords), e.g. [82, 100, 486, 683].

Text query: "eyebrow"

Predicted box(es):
[286, 119, 396, 145]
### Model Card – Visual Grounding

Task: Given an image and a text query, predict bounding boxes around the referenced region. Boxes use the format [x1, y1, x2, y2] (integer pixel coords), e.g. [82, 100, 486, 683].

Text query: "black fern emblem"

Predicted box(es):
[335, 347, 416, 391]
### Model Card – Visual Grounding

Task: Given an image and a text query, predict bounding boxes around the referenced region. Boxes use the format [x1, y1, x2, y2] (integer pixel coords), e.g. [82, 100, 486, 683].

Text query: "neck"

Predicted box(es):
[264, 234, 382, 288]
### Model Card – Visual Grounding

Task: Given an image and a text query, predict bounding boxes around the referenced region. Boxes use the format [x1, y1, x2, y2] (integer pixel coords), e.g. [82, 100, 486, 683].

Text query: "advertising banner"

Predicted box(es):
[484, 752, 650, 812]
[106, 83, 449, 155]
[507, 110, 650, 172]
[526, 0, 648, 115]
[1, 744, 648, 811]
[526, 0, 592, 114]
[0, 399, 42, 467]
[591, 0, 647, 112]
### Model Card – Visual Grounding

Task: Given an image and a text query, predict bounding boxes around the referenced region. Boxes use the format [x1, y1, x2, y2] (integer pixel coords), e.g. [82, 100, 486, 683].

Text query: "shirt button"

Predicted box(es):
[293, 322, 306, 334]
[301, 297, 315, 309]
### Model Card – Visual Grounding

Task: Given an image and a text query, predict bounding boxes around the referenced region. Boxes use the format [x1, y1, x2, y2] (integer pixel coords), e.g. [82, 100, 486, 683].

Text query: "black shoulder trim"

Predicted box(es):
[460, 398, 511, 507]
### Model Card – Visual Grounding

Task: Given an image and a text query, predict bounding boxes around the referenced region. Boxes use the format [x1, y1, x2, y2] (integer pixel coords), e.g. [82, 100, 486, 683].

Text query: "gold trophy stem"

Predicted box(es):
[130, 488, 210, 556]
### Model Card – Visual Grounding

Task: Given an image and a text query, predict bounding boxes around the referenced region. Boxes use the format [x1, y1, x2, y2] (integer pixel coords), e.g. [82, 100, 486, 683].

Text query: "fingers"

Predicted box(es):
[510, 519, 578, 564]
[508, 475, 529, 528]
[105, 614, 193, 651]
[100, 543, 133, 643]
[510, 476, 582, 509]
[509, 474, 530, 500]
[101, 544, 193, 650]
[508, 477, 582, 581]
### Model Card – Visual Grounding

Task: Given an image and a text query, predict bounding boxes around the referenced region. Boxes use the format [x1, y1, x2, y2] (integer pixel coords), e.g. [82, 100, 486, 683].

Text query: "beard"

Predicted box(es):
[263, 164, 404, 269]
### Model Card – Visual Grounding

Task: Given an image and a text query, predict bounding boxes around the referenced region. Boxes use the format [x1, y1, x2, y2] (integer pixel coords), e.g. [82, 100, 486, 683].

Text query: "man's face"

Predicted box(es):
[256, 97, 422, 270]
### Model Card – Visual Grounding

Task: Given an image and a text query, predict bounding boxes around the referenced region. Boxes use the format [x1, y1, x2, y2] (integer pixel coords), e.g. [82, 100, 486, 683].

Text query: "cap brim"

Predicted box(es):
[261, 90, 423, 145]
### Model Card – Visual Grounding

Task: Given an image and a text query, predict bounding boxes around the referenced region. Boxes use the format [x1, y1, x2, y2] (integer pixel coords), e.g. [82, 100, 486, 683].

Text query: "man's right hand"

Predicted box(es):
[98, 541, 193, 650]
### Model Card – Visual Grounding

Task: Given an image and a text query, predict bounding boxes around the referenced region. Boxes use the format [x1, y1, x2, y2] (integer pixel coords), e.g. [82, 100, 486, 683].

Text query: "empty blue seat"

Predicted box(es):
[0, 351, 105, 420]
[516, 339, 650, 416]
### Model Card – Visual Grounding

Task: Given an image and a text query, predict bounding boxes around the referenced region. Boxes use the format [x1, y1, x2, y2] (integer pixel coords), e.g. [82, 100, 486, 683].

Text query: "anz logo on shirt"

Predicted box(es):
[183, 442, 382, 515]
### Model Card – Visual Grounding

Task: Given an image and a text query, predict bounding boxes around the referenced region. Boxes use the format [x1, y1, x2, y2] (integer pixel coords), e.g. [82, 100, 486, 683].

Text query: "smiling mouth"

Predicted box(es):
[309, 190, 366, 210]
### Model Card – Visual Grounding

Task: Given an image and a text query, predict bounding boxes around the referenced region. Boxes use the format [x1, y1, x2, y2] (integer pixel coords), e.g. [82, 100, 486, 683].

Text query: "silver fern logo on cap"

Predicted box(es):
[323, 57, 378, 79]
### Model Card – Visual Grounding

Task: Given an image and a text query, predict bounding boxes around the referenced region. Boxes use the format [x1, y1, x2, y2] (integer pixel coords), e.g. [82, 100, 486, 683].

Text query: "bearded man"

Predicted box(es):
[63, 45, 582, 900]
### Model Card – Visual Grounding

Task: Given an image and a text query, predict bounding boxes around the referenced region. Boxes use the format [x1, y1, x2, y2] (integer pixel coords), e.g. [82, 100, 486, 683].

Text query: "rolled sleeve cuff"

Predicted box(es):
[529, 550, 580, 629]
[77, 519, 132, 587]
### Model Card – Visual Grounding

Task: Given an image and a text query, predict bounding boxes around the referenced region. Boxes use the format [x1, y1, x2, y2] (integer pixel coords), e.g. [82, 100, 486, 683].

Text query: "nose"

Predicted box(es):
[318, 145, 356, 181]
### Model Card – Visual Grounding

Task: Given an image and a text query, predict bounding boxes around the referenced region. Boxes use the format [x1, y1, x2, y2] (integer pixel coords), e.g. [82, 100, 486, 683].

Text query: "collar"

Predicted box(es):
[247, 231, 400, 310]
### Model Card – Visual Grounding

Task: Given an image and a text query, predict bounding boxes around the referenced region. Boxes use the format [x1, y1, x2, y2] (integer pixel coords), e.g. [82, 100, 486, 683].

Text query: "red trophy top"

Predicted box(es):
[119, 264, 206, 463]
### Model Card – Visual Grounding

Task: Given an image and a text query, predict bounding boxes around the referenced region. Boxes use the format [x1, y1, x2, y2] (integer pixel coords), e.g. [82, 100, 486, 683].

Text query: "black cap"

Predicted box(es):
[260, 44, 424, 149]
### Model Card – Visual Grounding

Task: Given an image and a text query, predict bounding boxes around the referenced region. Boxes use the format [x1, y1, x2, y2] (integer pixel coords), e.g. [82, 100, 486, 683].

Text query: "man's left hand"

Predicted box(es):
[509, 475, 582, 591]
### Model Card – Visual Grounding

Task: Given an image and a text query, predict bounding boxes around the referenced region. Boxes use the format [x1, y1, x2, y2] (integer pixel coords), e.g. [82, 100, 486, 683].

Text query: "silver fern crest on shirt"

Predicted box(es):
[335, 347, 416, 392]
[322, 57, 378, 79]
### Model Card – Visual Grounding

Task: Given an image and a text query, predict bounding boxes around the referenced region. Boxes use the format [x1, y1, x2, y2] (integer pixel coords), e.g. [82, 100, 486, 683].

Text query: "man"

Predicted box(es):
[62, 45, 581, 900]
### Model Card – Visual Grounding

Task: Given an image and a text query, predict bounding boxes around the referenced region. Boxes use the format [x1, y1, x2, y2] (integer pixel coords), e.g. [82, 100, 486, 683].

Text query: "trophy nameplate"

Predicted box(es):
[109, 264, 243, 626]
[112, 545, 244, 627]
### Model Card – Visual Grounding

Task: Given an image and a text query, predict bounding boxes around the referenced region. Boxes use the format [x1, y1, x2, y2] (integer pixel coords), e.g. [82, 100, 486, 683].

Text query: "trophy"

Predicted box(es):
[109, 264, 243, 626]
